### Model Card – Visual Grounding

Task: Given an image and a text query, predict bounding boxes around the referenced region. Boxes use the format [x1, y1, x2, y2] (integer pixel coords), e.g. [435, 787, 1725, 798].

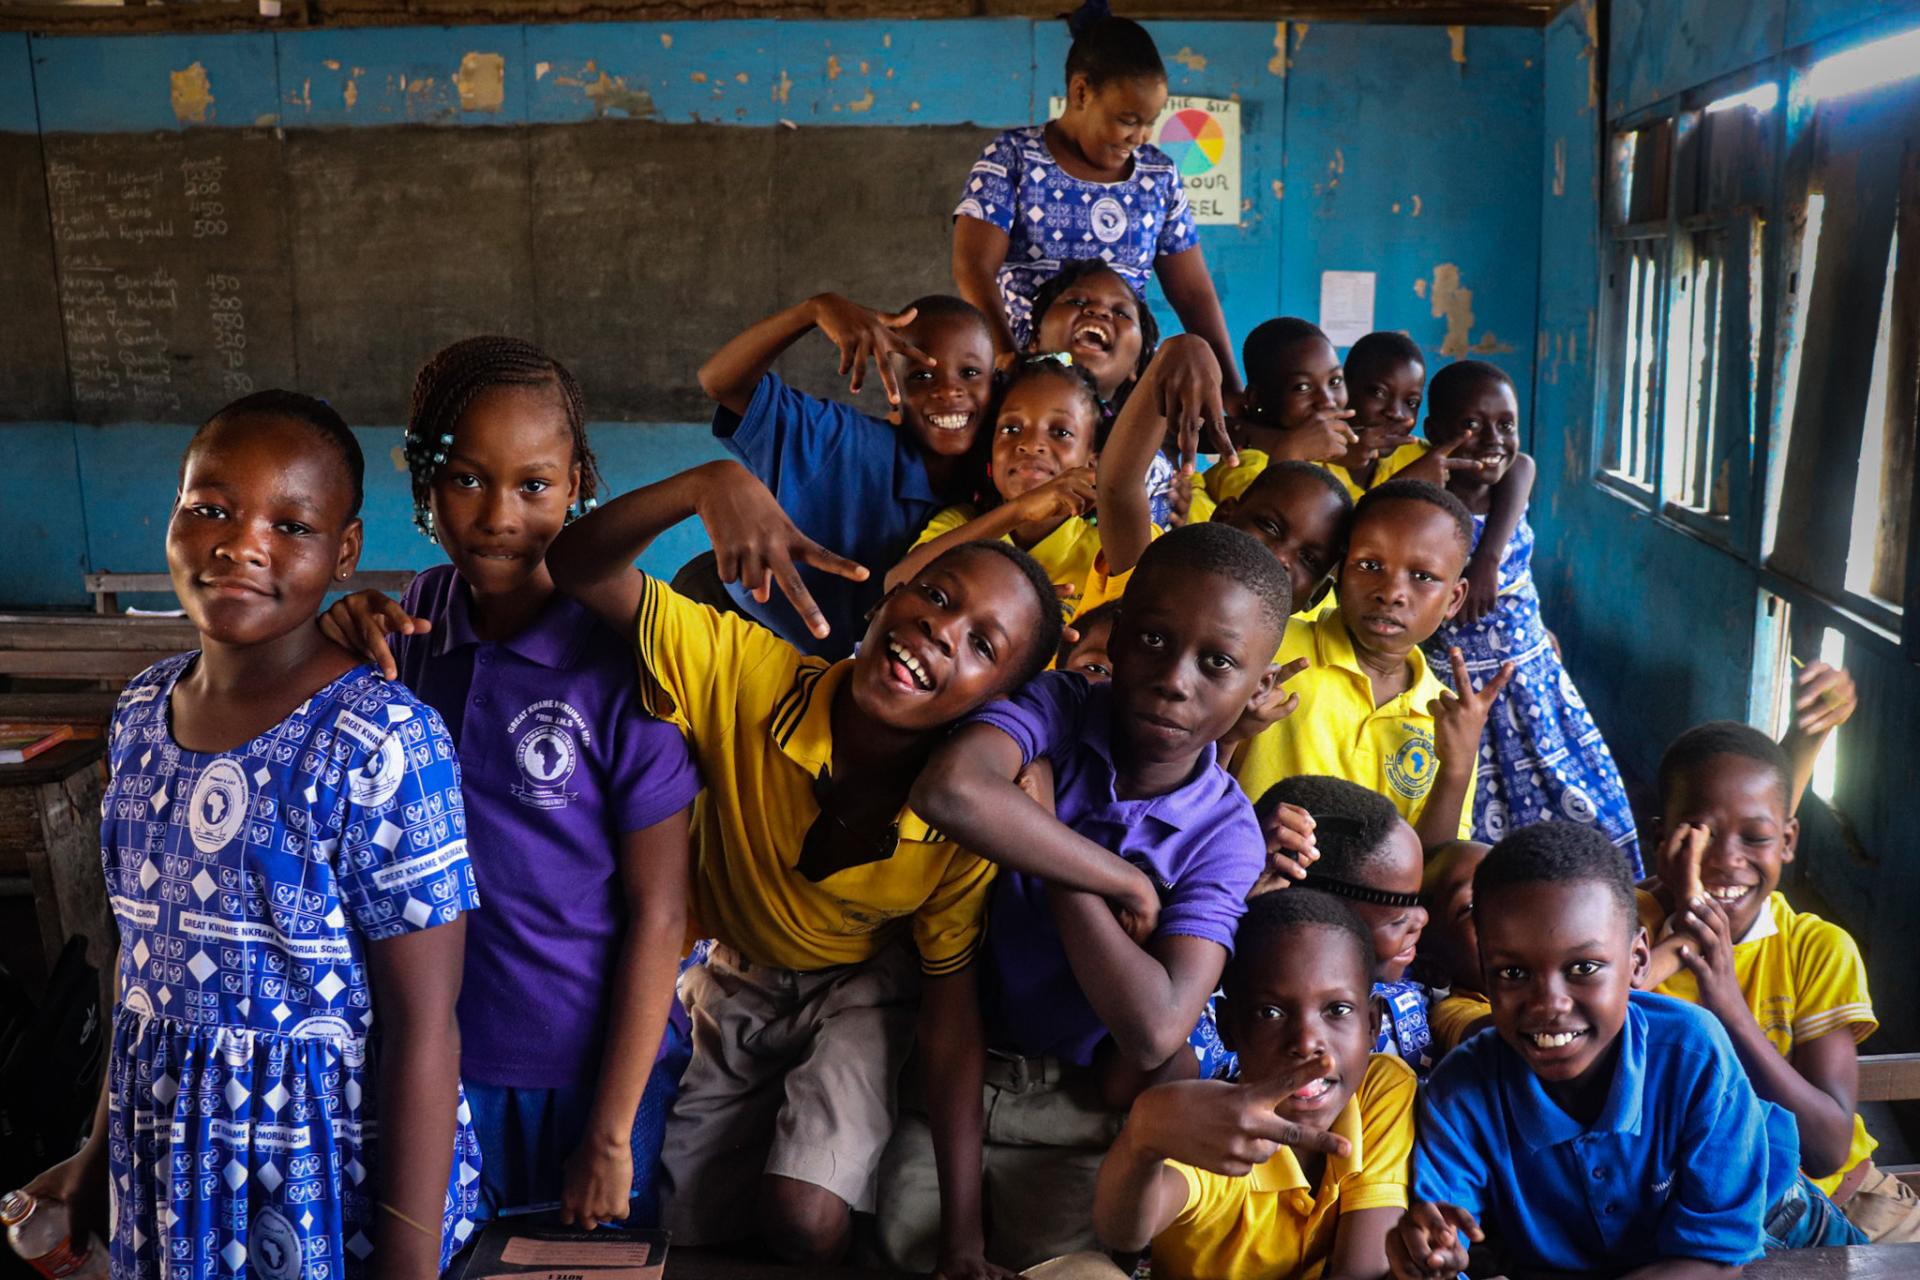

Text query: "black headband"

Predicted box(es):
[1302, 873, 1424, 910]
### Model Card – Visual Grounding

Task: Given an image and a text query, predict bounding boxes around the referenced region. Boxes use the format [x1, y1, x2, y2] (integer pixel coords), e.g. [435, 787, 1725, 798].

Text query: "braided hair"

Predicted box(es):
[403, 336, 603, 542]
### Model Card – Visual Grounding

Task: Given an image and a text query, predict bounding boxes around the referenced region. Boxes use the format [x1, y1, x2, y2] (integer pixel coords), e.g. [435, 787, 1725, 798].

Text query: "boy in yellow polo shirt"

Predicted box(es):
[548, 458, 1166, 1272]
[1088, 889, 1415, 1280]
[1232, 479, 1512, 847]
[1638, 721, 1919, 1242]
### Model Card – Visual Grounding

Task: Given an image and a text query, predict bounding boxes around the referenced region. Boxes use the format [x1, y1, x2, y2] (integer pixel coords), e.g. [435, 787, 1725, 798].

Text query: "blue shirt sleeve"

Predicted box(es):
[965, 670, 1090, 767]
[334, 702, 480, 940]
[712, 371, 895, 498]
[954, 130, 1020, 235]
[1653, 1027, 1773, 1265]
[1413, 1055, 1493, 1222]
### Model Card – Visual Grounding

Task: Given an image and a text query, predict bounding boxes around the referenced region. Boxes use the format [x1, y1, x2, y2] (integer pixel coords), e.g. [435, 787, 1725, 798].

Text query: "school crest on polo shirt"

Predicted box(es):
[507, 699, 590, 810]
[1386, 725, 1439, 800]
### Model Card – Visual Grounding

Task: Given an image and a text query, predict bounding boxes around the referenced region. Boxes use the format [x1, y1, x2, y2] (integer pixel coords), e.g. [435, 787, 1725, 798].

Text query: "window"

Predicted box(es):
[1763, 45, 1920, 638]
[1600, 119, 1672, 495]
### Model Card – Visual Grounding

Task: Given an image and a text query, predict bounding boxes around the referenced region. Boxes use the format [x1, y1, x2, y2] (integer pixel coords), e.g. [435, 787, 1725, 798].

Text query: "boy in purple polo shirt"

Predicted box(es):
[321, 338, 701, 1228]
[878, 523, 1295, 1271]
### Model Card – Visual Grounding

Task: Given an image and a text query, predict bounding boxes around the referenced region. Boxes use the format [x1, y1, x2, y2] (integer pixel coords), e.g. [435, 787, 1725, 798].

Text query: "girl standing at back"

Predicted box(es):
[319, 338, 700, 1228]
[1420, 359, 1641, 872]
[24, 391, 479, 1280]
[954, 1, 1243, 426]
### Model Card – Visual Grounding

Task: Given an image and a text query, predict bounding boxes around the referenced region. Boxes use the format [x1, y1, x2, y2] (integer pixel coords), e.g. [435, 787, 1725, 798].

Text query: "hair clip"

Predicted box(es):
[439, 432, 453, 444]
[1026, 351, 1074, 368]
[1300, 873, 1424, 910]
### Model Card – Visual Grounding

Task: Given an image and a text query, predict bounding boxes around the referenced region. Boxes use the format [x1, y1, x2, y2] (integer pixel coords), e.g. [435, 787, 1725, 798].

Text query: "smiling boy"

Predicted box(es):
[1232, 479, 1508, 848]
[1091, 890, 1414, 1280]
[1389, 822, 1857, 1280]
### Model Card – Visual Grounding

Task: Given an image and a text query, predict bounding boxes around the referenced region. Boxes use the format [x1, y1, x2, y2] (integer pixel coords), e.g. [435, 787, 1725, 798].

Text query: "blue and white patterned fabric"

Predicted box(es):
[954, 127, 1199, 348]
[1372, 978, 1433, 1076]
[100, 654, 483, 1280]
[1428, 512, 1643, 875]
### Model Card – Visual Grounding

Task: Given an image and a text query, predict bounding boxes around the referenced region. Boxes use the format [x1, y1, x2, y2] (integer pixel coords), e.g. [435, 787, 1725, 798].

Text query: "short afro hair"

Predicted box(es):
[904, 294, 992, 343]
[922, 539, 1064, 691]
[1226, 888, 1376, 997]
[1126, 522, 1293, 636]
[193, 390, 365, 518]
[1353, 478, 1475, 563]
[1658, 721, 1793, 813]
[1057, 598, 1121, 667]
[1345, 331, 1426, 383]
[1424, 359, 1516, 425]
[1063, 3, 1165, 89]
[1243, 317, 1332, 395]
[1243, 457, 1357, 516]
[1475, 821, 1638, 934]
[1028, 261, 1161, 383]
[1257, 775, 1402, 886]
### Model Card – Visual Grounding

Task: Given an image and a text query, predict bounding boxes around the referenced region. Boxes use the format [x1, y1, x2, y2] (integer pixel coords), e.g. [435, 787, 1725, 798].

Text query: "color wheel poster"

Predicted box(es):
[1048, 96, 1242, 226]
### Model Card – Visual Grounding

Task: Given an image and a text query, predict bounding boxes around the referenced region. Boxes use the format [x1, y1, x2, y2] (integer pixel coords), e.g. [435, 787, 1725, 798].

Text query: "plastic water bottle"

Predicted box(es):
[1, 1191, 109, 1280]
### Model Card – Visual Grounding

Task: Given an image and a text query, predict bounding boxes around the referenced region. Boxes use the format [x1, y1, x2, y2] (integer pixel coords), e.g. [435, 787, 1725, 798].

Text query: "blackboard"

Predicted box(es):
[0, 133, 70, 421]
[42, 130, 296, 423]
[10, 120, 996, 426]
[286, 128, 539, 424]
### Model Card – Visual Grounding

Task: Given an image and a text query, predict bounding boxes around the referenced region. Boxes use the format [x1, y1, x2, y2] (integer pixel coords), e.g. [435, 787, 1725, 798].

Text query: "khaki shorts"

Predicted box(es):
[658, 941, 918, 1245]
[1838, 1160, 1920, 1243]
[874, 1051, 1127, 1273]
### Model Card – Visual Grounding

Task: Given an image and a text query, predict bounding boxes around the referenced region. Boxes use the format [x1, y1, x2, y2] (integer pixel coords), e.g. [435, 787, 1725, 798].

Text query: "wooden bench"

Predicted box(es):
[84, 569, 416, 615]
[1858, 1052, 1920, 1190]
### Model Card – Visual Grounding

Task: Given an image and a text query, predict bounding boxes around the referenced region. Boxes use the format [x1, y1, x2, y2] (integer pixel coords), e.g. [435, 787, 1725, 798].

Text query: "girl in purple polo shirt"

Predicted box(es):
[321, 337, 701, 1229]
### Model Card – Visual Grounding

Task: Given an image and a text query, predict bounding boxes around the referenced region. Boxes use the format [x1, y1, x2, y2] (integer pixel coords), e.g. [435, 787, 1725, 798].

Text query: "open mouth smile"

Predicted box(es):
[885, 638, 934, 692]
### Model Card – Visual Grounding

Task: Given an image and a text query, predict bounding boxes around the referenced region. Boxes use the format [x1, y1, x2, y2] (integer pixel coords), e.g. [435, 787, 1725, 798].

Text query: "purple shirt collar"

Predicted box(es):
[429, 580, 594, 671]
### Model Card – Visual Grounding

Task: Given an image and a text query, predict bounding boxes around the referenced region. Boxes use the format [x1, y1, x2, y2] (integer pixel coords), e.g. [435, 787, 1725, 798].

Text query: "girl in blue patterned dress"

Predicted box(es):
[952, 0, 1243, 418]
[1420, 361, 1643, 873]
[23, 392, 481, 1280]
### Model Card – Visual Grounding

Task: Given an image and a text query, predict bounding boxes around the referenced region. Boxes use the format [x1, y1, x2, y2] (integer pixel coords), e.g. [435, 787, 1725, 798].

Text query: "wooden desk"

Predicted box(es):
[1744, 1243, 1920, 1277]
[0, 738, 113, 995]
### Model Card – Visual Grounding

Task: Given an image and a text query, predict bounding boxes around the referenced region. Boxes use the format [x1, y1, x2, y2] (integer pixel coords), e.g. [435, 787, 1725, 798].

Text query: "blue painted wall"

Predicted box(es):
[3, 17, 1542, 607]
[1529, 0, 1920, 1047]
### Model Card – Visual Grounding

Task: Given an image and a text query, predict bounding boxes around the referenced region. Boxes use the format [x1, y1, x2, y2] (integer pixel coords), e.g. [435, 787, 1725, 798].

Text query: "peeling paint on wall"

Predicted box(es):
[1411, 193, 1422, 216]
[170, 62, 213, 124]
[554, 62, 654, 119]
[454, 52, 505, 113]
[826, 54, 842, 81]
[1414, 278, 1429, 299]
[1552, 136, 1566, 196]
[1446, 26, 1467, 65]
[535, 61, 550, 80]
[690, 71, 707, 83]
[343, 71, 360, 110]
[659, 33, 672, 49]
[1268, 22, 1287, 77]
[1271, 179, 1284, 201]
[1582, 0, 1600, 111]
[848, 87, 875, 113]
[1313, 147, 1344, 197]
[1431, 263, 1473, 354]
[1173, 47, 1207, 73]
[774, 69, 792, 105]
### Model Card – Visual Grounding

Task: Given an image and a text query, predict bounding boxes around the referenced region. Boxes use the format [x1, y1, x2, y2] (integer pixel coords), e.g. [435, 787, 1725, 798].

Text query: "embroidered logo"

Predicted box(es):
[249, 1206, 303, 1280]
[1385, 727, 1438, 800]
[346, 730, 406, 809]
[1090, 196, 1127, 243]
[189, 759, 250, 853]
[508, 700, 589, 811]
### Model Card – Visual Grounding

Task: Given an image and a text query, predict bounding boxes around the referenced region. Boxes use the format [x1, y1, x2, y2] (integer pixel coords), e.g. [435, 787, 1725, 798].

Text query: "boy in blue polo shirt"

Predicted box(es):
[874, 523, 1294, 1272]
[1388, 822, 1861, 1280]
[696, 291, 996, 656]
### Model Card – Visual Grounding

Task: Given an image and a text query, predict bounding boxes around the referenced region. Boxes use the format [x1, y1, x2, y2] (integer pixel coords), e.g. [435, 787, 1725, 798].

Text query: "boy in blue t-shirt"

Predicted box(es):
[696, 291, 996, 657]
[1388, 822, 1861, 1280]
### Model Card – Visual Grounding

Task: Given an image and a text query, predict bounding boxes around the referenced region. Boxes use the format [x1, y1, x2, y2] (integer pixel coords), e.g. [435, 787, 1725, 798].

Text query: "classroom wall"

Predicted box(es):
[0, 17, 1543, 608]
[1528, 0, 1920, 1047]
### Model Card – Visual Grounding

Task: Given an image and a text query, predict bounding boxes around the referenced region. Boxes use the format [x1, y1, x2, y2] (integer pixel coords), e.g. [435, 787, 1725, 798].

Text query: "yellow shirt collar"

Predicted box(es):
[769, 658, 943, 844]
[1247, 1086, 1368, 1194]
[1312, 606, 1444, 706]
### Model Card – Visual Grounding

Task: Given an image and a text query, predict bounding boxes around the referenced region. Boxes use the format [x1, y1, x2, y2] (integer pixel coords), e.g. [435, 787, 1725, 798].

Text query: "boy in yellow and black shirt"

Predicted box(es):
[1639, 720, 1918, 1243]
[546, 458, 1164, 1271]
[1084, 889, 1415, 1280]
[1231, 480, 1507, 849]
